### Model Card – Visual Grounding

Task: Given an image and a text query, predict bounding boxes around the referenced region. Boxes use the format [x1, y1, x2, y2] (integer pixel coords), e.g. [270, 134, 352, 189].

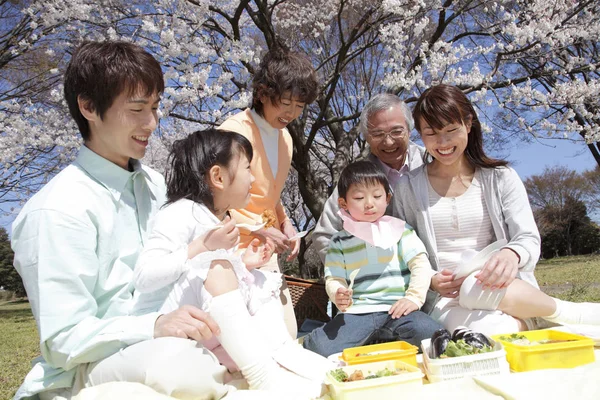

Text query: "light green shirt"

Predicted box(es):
[11, 146, 167, 399]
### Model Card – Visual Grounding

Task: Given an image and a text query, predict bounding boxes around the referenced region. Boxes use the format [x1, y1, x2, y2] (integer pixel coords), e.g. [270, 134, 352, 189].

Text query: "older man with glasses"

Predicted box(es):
[312, 93, 426, 263]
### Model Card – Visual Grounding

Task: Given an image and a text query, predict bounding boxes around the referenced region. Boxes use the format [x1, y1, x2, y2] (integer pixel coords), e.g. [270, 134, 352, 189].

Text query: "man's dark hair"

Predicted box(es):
[337, 160, 391, 200]
[251, 43, 318, 115]
[64, 41, 165, 140]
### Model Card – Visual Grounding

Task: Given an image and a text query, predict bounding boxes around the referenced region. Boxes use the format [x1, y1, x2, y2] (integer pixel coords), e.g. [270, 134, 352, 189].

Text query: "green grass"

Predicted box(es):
[0, 254, 598, 397]
[536, 254, 600, 302]
[0, 300, 39, 400]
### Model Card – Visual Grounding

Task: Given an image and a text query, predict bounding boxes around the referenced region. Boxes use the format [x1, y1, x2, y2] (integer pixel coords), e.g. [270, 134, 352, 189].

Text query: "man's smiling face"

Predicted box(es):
[366, 106, 410, 170]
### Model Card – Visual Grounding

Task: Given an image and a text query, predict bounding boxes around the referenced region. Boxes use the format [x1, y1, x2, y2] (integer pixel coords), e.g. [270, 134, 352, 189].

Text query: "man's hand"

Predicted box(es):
[281, 220, 300, 261]
[431, 269, 466, 298]
[242, 238, 275, 269]
[334, 287, 353, 312]
[475, 248, 519, 290]
[154, 305, 220, 342]
[389, 298, 419, 319]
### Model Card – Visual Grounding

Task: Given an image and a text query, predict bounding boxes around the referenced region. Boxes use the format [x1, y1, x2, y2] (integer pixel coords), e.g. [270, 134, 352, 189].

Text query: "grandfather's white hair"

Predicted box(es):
[358, 93, 414, 136]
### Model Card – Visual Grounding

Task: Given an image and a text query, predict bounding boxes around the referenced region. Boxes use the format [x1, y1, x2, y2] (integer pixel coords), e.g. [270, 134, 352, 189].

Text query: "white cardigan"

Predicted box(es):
[393, 164, 541, 290]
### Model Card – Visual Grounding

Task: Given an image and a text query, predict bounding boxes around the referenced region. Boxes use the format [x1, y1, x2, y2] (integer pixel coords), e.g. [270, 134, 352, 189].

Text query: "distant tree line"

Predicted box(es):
[0, 227, 24, 297]
[525, 166, 600, 259]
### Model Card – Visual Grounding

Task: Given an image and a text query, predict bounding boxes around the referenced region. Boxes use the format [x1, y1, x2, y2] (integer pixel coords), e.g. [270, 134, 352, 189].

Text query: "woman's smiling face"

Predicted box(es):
[419, 117, 472, 167]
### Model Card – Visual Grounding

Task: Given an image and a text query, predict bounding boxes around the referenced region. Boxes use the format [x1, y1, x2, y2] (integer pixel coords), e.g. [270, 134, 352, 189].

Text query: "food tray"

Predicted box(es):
[325, 359, 423, 400]
[421, 338, 509, 382]
[341, 341, 418, 367]
[491, 329, 595, 372]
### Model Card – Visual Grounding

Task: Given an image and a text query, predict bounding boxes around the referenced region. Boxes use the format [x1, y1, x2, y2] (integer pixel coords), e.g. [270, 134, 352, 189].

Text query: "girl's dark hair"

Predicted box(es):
[251, 42, 318, 115]
[338, 160, 391, 200]
[64, 41, 164, 140]
[165, 129, 253, 211]
[413, 84, 507, 169]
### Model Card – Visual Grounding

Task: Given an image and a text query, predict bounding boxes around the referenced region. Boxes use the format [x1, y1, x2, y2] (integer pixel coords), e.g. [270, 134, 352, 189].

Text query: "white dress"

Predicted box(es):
[130, 199, 282, 371]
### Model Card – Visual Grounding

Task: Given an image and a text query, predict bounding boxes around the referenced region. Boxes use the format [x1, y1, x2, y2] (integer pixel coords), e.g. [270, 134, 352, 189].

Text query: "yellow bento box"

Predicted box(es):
[326, 359, 423, 400]
[492, 329, 595, 372]
[341, 341, 418, 367]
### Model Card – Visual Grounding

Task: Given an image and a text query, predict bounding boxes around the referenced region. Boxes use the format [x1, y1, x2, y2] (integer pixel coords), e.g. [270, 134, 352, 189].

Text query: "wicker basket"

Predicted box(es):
[285, 275, 331, 329]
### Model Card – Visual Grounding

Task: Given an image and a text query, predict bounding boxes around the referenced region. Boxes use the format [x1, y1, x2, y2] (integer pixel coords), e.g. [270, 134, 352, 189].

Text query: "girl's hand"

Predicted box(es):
[188, 216, 239, 259]
[281, 220, 300, 261]
[389, 298, 418, 319]
[335, 287, 353, 312]
[431, 269, 466, 298]
[475, 248, 519, 290]
[242, 238, 274, 269]
[254, 226, 290, 253]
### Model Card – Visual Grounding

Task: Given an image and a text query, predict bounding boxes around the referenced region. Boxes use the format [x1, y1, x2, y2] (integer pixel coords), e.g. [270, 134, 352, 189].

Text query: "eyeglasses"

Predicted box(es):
[367, 128, 408, 142]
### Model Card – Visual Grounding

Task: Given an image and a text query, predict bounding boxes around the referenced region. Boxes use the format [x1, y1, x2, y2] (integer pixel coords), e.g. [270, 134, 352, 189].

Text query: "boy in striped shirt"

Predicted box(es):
[303, 161, 442, 356]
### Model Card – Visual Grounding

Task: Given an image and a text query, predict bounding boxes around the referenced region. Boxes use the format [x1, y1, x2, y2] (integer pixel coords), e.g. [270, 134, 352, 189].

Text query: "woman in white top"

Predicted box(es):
[394, 84, 600, 335]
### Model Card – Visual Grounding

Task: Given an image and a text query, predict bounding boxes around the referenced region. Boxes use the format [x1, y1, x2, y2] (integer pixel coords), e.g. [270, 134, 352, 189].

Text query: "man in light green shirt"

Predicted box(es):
[12, 41, 231, 400]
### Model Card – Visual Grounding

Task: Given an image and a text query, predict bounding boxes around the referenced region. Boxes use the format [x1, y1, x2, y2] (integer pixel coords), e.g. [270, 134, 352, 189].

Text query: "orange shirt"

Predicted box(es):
[218, 109, 292, 248]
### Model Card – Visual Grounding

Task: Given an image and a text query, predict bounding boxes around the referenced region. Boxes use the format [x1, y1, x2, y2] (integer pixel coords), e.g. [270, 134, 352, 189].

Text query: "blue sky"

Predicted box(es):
[1, 137, 597, 234]
[494, 137, 596, 180]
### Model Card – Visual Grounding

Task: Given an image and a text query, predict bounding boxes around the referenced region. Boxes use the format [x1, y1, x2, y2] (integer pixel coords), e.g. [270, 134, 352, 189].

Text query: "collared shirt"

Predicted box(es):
[373, 155, 409, 189]
[250, 109, 279, 176]
[11, 146, 166, 399]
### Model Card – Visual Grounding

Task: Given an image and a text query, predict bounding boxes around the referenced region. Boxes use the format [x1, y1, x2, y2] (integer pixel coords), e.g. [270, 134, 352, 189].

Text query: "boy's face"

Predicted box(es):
[84, 89, 160, 170]
[338, 182, 391, 223]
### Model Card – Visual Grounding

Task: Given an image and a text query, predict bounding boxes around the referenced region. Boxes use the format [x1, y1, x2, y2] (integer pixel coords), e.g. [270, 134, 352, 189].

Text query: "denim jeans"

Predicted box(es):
[302, 310, 443, 357]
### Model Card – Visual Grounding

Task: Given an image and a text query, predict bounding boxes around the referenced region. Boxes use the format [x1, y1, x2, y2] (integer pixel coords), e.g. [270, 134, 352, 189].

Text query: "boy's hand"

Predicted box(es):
[389, 298, 418, 319]
[255, 226, 290, 253]
[242, 238, 274, 269]
[335, 287, 353, 312]
[281, 220, 300, 261]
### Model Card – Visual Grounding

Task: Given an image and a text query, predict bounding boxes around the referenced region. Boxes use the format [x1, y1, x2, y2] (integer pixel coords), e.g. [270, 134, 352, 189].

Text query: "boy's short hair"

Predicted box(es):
[64, 41, 165, 141]
[251, 43, 318, 115]
[337, 160, 391, 199]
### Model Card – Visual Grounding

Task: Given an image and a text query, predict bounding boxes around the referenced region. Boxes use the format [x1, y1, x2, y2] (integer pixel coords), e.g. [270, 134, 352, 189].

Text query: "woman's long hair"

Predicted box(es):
[413, 84, 507, 169]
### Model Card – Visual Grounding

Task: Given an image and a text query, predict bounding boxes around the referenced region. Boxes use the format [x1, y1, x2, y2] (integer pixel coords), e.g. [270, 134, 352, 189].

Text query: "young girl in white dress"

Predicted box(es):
[131, 129, 330, 398]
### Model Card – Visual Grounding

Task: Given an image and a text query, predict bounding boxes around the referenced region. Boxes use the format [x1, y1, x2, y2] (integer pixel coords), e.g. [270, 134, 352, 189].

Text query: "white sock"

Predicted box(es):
[543, 298, 600, 326]
[252, 298, 333, 386]
[252, 298, 293, 351]
[208, 290, 325, 398]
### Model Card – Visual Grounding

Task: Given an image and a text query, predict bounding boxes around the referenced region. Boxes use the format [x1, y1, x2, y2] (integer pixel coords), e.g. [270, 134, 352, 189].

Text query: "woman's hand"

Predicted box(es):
[475, 248, 519, 289]
[334, 287, 353, 312]
[254, 226, 290, 254]
[242, 238, 275, 269]
[188, 216, 239, 259]
[431, 269, 466, 298]
[281, 220, 300, 261]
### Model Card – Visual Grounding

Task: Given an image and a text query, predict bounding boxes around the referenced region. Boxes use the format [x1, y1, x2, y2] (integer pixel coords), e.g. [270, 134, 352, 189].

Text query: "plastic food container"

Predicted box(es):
[325, 359, 423, 400]
[421, 338, 509, 382]
[491, 329, 596, 372]
[341, 341, 418, 367]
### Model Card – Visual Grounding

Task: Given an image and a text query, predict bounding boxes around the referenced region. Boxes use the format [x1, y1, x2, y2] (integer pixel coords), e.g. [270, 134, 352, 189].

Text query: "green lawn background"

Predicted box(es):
[1, 254, 599, 399]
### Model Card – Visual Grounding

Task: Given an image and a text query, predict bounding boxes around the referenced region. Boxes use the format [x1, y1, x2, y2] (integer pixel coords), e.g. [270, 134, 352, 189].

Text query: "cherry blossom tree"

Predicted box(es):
[1, 0, 599, 274]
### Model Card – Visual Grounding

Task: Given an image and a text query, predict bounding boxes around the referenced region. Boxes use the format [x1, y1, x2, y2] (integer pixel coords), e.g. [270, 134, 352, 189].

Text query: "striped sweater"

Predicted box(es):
[324, 225, 428, 313]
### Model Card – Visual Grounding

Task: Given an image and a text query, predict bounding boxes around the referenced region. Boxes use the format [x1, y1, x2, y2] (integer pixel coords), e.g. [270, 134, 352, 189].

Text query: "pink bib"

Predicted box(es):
[339, 210, 406, 249]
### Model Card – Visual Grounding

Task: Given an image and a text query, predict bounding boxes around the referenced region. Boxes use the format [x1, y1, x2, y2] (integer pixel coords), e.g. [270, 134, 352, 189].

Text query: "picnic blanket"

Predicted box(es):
[73, 349, 600, 400]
